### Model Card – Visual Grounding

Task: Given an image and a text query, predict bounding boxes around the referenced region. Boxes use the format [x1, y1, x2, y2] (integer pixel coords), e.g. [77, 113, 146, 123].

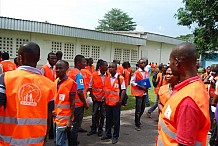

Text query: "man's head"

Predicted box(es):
[14, 57, 18, 66]
[122, 62, 129, 69]
[99, 60, 108, 73]
[56, 60, 68, 79]
[169, 42, 197, 78]
[96, 59, 104, 71]
[74, 55, 86, 70]
[2, 52, 10, 60]
[47, 52, 57, 67]
[18, 42, 40, 67]
[56, 51, 63, 61]
[108, 62, 117, 76]
[88, 58, 93, 65]
[138, 59, 146, 70]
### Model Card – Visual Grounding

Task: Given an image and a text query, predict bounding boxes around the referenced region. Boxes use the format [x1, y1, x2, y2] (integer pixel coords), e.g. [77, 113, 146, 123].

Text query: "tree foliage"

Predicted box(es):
[175, 0, 218, 59]
[176, 34, 194, 43]
[96, 8, 137, 31]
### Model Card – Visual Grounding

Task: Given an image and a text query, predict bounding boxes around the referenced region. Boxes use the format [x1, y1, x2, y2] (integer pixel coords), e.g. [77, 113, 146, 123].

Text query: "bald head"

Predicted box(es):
[18, 42, 40, 67]
[171, 42, 197, 64]
[169, 42, 198, 81]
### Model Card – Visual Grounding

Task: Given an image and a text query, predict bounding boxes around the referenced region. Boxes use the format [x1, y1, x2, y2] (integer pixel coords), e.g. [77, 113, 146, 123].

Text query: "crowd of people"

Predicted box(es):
[0, 41, 215, 146]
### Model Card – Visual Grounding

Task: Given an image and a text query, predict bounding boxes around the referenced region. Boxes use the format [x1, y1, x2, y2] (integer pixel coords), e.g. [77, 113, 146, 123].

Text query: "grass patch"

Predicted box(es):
[84, 76, 157, 116]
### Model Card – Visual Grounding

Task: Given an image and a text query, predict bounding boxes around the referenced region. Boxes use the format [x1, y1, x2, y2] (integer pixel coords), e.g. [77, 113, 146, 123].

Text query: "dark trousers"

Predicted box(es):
[210, 97, 215, 130]
[135, 95, 147, 127]
[70, 106, 84, 146]
[91, 101, 105, 132]
[105, 104, 121, 138]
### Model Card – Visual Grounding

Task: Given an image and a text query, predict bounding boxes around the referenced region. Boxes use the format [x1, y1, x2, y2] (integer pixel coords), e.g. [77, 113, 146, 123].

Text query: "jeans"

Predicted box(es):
[145, 92, 150, 106]
[148, 95, 159, 114]
[135, 95, 147, 127]
[91, 101, 105, 132]
[71, 106, 84, 146]
[105, 104, 121, 138]
[55, 125, 67, 146]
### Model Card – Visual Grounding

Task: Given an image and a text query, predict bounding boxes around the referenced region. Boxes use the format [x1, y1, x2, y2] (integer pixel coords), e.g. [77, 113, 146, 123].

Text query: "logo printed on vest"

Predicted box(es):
[59, 94, 65, 101]
[164, 105, 172, 120]
[79, 79, 84, 85]
[18, 83, 41, 106]
[8, 64, 14, 70]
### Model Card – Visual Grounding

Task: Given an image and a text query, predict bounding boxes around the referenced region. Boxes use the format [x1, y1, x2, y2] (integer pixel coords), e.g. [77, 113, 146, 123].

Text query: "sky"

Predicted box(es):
[0, 0, 193, 37]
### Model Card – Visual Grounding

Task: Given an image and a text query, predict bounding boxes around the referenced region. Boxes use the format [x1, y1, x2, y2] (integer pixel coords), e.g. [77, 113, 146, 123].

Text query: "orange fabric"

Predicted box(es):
[117, 65, 124, 75]
[67, 67, 86, 107]
[157, 79, 210, 146]
[154, 73, 168, 95]
[41, 64, 56, 81]
[0, 69, 55, 146]
[91, 71, 105, 101]
[81, 69, 92, 92]
[131, 70, 148, 97]
[0, 60, 16, 72]
[123, 69, 131, 87]
[86, 65, 95, 73]
[158, 84, 171, 107]
[54, 77, 75, 126]
[104, 75, 124, 106]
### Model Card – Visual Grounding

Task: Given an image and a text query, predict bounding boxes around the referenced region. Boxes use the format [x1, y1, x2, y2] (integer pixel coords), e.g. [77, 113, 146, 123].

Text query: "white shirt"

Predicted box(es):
[144, 65, 151, 77]
[110, 73, 126, 90]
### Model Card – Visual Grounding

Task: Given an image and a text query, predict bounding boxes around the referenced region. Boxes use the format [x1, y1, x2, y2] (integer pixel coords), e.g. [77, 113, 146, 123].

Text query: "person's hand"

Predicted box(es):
[66, 120, 72, 132]
[137, 85, 148, 91]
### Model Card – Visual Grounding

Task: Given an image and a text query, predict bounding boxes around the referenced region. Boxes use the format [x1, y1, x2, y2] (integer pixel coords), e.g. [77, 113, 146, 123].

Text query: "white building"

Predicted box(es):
[0, 17, 184, 68]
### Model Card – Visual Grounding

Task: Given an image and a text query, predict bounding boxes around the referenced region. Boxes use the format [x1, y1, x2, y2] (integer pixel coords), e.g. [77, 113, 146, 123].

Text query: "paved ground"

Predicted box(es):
[47, 108, 159, 146]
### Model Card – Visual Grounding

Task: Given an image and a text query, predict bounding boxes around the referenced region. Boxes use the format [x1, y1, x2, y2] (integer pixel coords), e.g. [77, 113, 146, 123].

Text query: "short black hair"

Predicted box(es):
[47, 52, 56, 59]
[74, 55, 85, 65]
[2, 52, 9, 60]
[57, 60, 69, 69]
[56, 51, 63, 58]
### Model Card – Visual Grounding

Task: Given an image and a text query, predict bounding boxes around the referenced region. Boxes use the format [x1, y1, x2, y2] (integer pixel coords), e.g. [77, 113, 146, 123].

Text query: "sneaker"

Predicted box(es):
[112, 137, 118, 144]
[87, 130, 96, 136]
[98, 130, 103, 137]
[135, 126, 141, 131]
[79, 128, 87, 133]
[101, 136, 111, 140]
[146, 112, 152, 118]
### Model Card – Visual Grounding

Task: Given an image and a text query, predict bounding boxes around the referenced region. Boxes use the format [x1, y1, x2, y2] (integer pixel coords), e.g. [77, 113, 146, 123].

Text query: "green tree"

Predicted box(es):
[176, 34, 194, 43]
[175, 0, 218, 59]
[96, 8, 137, 31]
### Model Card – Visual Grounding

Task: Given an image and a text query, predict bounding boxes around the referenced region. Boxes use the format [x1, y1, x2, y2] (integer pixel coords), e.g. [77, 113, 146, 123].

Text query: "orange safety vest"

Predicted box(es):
[123, 69, 131, 88]
[154, 73, 168, 95]
[81, 68, 92, 92]
[68, 67, 86, 107]
[54, 77, 75, 126]
[91, 71, 106, 101]
[157, 78, 210, 146]
[0, 69, 55, 146]
[131, 70, 148, 97]
[104, 75, 124, 106]
[0, 60, 16, 72]
[117, 65, 124, 75]
[86, 65, 95, 74]
[41, 64, 56, 81]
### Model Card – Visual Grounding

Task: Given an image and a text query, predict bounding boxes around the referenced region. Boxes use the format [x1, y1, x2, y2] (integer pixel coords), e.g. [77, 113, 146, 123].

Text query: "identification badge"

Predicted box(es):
[59, 94, 65, 101]
[164, 105, 172, 120]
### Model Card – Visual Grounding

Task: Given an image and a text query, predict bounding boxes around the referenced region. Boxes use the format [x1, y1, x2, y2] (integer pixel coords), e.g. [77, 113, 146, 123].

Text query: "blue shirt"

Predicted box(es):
[76, 73, 84, 90]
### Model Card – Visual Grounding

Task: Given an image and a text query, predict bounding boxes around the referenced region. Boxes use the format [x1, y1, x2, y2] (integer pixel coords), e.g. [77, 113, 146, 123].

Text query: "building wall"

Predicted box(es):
[0, 29, 139, 68]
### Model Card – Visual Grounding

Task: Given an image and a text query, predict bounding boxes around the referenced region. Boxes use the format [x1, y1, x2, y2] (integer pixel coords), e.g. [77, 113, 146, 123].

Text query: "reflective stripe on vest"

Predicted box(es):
[0, 116, 47, 125]
[0, 134, 44, 145]
[105, 97, 119, 102]
[55, 104, 70, 109]
[56, 115, 69, 120]
[159, 118, 203, 146]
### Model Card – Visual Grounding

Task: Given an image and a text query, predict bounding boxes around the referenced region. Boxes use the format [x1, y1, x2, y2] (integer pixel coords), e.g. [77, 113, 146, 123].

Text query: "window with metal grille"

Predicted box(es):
[123, 49, 130, 62]
[131, 50, 138, 63]
[16, 38, 29, 56]
[52, 42, 62, 53]
[114, 48, 122, 61]
[81, 45, 90, 58]
[91, 46, 100, 61]
[0, 37, 13, 57]
[64, 43, 74, 60]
